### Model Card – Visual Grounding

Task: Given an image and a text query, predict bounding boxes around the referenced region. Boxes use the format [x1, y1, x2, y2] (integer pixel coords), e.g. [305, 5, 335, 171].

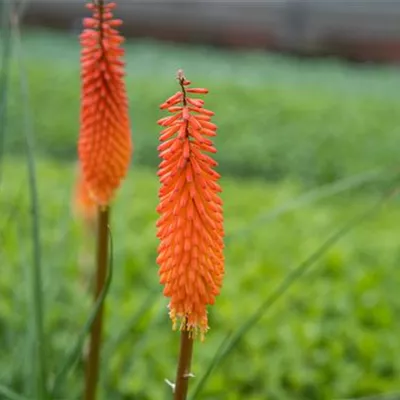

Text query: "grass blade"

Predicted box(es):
[0, 186, 25, 247]
[11, 8, 47, 400]
[51, 226, 115, 396]
[191, 186, 396, 400]
[0, 0, 12, 183]
[227, 167, 386, 244]
[102, 290, 159, 361]
[0, 384, 30, 400]
[102, 296, 166, 395]
[188, 331, 232, 399]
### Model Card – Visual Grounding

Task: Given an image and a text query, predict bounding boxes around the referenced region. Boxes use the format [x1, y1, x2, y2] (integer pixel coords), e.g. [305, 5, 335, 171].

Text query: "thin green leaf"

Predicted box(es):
[191, 186, 396, 400]
[227, 167, 387, 244]
[0, 186, 25, 248]
[102, 295, 165, 395]
[51, 226, 115, 396]
[0, 0, 12, 183]
[12, 9, 47, 400]
[188, 330, 233, 400]
[103, 290, 159, 360]
[0, 384, 30, 400]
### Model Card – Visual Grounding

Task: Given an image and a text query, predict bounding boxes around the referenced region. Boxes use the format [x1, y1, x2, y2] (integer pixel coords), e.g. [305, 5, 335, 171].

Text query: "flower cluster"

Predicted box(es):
[78, 1, 132, 206]
[156, 71, 224, 338]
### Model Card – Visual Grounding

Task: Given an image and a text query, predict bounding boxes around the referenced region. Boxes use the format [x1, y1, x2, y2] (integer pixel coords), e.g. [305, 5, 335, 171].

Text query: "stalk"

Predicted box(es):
[84, 206, 110, 400]
[174, 325, 194, 400]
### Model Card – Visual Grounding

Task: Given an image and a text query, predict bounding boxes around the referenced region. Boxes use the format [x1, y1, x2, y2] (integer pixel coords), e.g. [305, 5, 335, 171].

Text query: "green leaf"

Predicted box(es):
[51, 227, 114, 396]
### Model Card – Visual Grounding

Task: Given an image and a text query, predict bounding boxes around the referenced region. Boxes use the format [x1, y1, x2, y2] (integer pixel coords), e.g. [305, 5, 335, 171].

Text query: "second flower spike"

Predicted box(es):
[78, 1, 132, 206]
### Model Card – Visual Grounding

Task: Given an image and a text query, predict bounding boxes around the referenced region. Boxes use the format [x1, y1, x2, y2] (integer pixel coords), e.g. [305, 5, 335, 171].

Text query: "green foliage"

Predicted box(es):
[5, 30, 400, 185]
[2, 158, 400, 400]
[3, 28, 400, 400]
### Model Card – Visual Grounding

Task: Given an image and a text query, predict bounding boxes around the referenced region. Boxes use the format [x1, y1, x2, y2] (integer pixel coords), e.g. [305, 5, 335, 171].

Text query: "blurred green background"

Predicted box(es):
[2, 28, 400, 400]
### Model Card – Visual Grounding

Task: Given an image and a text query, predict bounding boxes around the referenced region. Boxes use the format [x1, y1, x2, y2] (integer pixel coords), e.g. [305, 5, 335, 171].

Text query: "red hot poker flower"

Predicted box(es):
[156, 70, 224, 339]
[78, 1, 132, 206]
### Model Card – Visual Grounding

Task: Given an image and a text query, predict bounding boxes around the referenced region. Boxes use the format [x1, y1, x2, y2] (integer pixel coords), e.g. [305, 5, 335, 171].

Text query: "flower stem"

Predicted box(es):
[84, 206, 110, 400]
[174, 326, 194, 400]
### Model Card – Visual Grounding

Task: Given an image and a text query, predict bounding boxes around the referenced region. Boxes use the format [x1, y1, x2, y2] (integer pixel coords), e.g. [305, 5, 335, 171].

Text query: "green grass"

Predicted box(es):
[2, 158, 400, 399]
[4, 29, 400, 184]
[3, 28, 400, 400]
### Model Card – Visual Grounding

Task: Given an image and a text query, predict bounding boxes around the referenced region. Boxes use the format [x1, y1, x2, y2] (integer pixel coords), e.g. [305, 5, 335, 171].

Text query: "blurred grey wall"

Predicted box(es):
[22, 0, 400, 63]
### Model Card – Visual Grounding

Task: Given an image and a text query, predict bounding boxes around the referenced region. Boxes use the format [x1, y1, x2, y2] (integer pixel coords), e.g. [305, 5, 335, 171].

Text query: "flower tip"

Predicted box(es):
[176, 68, 185, 80]
[176, 68, 191, 86]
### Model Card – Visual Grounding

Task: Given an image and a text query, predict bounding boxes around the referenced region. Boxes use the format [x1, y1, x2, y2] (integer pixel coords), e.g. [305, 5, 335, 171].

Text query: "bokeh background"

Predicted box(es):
[2, 1, 400, 399]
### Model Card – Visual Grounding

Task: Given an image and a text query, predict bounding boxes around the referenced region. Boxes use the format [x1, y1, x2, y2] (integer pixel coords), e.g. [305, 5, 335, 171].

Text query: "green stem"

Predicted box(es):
[84, 207, 110, 400]
[174, 326, 194, 400]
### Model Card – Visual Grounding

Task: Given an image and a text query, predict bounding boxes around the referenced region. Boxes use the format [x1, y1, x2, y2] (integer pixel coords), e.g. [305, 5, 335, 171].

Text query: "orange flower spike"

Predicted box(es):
[78, 1, 132, 206]
[156, 70, 224, 339]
